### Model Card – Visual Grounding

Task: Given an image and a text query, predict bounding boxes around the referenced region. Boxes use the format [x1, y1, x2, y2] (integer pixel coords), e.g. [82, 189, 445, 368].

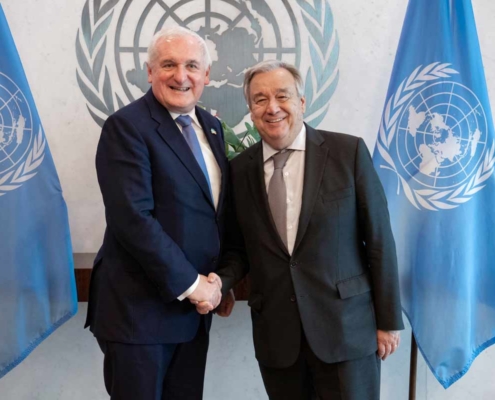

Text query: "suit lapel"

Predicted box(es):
[247, 143, 291, 256]
[195, 107, 228, 213]
[293, 125, 328, 252]
[145, 91, 214, 208]
[195, 107, 223, 165]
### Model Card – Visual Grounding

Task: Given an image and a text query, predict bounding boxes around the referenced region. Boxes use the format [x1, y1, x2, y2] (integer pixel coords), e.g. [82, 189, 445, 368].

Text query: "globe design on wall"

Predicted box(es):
[76, 0, 339, 130]
[0, 73, 33, 176]
[397, 81, 486, 189]
[115, 0, 300, 127]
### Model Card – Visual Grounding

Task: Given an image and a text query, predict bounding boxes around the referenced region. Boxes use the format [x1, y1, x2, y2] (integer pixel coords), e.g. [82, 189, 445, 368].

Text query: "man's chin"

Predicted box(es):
[165, 102, 196, 114]
[260, 134, 291, 150]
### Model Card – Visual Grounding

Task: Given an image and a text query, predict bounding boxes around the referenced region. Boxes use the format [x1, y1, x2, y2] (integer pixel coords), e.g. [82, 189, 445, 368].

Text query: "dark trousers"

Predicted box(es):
[96, 318, 209, 400]
[259, 333, 381, 400]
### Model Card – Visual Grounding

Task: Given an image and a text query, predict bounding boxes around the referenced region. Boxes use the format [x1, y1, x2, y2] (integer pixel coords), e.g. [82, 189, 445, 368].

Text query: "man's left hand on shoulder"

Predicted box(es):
[376, 330, 401, 360]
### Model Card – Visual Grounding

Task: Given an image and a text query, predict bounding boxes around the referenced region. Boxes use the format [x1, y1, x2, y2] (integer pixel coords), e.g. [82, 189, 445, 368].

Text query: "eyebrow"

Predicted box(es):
[252, 88, 292, 99]
[159, 58, 201, 65]
[252, 92, 267, 100]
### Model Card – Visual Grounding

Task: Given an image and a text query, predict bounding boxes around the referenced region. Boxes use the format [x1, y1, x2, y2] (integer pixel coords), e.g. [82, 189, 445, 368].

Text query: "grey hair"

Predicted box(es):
[243, 60, 305, 105]
[147, 26, 212, 68]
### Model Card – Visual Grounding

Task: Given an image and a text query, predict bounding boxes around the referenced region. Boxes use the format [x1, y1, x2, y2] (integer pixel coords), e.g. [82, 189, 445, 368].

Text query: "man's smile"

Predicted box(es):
[170, 86, 191, 92]
[266, 117, 286, 123]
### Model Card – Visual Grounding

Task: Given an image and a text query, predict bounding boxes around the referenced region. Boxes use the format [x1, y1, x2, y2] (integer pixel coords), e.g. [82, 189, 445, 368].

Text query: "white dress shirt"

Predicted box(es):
[169, 110, 222, 210]
[169, 110, 221, 300]
[262, 125, 306, 255]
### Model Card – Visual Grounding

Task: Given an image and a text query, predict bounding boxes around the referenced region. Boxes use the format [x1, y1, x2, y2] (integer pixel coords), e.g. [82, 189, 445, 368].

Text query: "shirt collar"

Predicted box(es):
[170, 109, 200, 128]
[262, 124, 306, 162]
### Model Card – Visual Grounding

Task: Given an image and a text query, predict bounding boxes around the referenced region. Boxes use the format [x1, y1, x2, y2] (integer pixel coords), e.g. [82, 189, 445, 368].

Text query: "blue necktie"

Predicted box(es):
[175, 115, 213, 199]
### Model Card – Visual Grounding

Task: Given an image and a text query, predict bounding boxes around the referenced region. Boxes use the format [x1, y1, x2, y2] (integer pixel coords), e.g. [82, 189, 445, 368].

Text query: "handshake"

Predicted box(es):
[187, 273, 235, 317]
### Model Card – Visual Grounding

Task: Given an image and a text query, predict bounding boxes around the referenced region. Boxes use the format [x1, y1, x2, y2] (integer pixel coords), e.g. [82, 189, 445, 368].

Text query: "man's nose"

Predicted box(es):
[266, 98, 280, 114]
[173, 65, 187, 83]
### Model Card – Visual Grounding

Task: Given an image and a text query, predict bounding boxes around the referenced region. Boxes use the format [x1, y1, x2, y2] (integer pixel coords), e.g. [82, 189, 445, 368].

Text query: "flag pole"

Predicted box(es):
[409, 332, 418, 400]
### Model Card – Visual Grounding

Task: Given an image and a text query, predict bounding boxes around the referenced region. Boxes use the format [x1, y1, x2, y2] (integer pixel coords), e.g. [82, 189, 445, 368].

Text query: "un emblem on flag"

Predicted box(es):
[0, 73, 45, 197]
[376, 62, 495, 211]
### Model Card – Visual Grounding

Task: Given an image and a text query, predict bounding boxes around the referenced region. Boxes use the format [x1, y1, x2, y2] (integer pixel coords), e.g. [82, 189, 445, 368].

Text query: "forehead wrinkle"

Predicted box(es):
[155, 40, 204, 63]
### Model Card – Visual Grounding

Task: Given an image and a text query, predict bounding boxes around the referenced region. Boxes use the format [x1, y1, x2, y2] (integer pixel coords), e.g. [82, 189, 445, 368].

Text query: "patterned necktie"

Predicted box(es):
[268, 150, 293, 248]
[175, 115, 212, 198]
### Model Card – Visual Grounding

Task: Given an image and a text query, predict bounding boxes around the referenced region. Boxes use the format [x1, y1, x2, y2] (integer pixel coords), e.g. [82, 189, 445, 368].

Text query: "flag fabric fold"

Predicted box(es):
[0, 5, 77, 379]
[373, 0, 495, 388]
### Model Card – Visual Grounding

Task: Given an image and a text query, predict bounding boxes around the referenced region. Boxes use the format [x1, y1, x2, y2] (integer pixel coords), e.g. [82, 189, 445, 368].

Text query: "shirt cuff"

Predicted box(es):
[178, 275, 200, 301]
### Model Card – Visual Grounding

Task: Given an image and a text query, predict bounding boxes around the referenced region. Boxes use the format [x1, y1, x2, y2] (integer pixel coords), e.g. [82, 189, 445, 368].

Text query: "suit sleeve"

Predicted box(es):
[96, 113, 199, 302]
[354, 137, 404, 331]
[216, 163, 250, 296]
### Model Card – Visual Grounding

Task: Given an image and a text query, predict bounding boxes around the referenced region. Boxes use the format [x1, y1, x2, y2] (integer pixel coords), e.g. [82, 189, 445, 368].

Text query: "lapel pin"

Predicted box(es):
[210, 128, 217, 135]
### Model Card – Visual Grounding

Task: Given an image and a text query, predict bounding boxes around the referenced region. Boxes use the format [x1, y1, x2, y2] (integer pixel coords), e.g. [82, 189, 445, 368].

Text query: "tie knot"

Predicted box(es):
[272, 150, 293, 170]
[176, 115, 193, 128]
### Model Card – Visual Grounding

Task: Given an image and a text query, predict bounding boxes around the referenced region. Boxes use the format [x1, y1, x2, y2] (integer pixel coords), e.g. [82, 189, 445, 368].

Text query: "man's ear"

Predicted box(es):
[147, 62, 153, 84]
[204, 66, 211, 85]
[300, 95, 306, 113]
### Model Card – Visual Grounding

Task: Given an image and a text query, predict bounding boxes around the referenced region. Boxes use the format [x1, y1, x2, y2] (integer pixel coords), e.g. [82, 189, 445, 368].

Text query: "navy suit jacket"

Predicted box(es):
[85, 90, 228, 344]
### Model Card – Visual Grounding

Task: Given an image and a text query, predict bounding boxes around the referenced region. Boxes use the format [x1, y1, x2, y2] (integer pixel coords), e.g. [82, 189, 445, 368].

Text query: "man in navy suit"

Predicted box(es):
[85, 26, 232, 400]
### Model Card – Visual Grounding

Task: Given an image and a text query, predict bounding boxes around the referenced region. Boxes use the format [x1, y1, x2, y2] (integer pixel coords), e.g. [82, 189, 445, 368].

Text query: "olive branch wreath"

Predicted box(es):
[0, 127, 46, 196]
[297, 0, 339, 128]
[76, 0, 121, 128]
[376, 62, 495, 211]
[77, 0, 339, 131]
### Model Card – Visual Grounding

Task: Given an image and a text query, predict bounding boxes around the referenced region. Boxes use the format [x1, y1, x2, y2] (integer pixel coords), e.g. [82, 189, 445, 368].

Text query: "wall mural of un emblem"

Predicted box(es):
[0, 73, 45, 197]
[376, 62, 495, 211]
[76, 0, 339, 131]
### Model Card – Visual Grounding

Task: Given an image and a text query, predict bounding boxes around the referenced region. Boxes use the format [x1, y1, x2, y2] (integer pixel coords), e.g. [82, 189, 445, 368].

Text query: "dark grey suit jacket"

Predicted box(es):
[219, 125, 404, 368]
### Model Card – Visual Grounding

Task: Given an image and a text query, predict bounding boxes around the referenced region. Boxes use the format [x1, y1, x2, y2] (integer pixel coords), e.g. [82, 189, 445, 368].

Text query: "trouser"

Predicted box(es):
[259, 332, 381, 400]
[96, 317, 209, 400]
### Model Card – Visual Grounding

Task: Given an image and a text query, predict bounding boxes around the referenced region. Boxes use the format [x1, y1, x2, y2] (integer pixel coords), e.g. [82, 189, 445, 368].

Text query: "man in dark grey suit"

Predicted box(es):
[199, 60, 404, 399]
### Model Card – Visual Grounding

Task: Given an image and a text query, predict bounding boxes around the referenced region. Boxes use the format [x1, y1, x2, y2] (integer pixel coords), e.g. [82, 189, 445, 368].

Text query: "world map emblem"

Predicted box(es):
[376, 62, 495, 211]
[76, 0, 339, 131]
[0, 72, 45, 197]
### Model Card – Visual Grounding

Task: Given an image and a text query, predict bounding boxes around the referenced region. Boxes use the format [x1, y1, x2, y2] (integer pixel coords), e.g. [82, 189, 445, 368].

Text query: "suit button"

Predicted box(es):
[290, 295, 296, 302]
[290, 261, 297, 268]
[212, 257, 218, 263]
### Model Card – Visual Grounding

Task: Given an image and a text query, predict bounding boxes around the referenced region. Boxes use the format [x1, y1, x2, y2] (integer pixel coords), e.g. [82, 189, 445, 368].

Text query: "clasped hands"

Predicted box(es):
[187, 273, 235, 317]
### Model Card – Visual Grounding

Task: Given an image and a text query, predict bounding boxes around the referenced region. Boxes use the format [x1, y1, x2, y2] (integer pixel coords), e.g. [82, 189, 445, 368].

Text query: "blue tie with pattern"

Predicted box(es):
[175, 115, 212, 199]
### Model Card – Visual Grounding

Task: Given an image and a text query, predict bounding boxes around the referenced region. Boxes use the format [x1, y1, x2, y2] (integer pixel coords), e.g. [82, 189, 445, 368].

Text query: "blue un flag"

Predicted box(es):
[373, 0, 495, 388]
[0, 6, 77, 379]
